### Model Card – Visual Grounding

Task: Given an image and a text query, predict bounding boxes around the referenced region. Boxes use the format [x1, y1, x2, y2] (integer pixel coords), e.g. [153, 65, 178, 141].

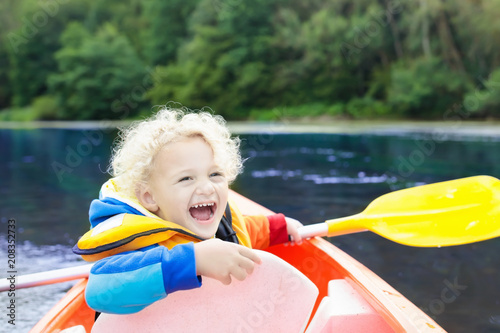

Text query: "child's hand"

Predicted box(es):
[285, 217, 303, 245]
[194, 239, 262, 285]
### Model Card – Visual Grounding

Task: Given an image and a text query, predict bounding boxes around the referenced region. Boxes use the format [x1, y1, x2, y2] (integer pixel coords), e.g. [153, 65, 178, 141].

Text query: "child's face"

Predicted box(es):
[139, 136, 229, 239]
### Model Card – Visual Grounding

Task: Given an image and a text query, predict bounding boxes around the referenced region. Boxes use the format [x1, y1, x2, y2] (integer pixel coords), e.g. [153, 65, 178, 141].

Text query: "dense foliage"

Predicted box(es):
[1, 0, 500, 120]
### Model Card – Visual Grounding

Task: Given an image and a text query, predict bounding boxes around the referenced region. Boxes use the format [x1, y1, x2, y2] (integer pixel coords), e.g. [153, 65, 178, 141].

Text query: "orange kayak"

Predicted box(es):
[30, 191, 445, 332]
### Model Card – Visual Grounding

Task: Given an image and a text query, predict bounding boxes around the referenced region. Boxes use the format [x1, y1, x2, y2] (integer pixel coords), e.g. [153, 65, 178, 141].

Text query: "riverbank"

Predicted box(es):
[1, 119, 500, 138]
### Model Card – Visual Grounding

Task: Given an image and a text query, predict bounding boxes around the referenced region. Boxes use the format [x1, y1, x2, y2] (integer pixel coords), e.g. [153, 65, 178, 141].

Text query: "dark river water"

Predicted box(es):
[1, 127, 500, 332]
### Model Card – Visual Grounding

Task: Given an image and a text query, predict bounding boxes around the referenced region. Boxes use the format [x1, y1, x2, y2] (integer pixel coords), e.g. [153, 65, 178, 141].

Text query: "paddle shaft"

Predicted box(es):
[298, 214, 368, 239]
[0, 264, 92, 292]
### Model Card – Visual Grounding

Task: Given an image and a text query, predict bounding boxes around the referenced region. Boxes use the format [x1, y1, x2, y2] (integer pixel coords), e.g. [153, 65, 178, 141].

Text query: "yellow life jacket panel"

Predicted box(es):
[73, 213, 203, 262]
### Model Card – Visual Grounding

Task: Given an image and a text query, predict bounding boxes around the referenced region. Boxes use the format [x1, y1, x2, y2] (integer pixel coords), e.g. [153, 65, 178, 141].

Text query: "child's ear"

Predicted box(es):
[136, 184, 159, 213]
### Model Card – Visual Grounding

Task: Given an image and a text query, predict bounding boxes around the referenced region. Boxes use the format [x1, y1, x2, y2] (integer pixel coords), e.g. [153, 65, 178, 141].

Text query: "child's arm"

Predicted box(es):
[85, 240, 262, 314]
[85, 243, 200, 314]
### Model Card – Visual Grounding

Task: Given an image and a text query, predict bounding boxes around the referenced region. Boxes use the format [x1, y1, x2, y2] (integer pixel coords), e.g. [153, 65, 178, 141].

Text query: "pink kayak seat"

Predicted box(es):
[92, 250, 319, 333]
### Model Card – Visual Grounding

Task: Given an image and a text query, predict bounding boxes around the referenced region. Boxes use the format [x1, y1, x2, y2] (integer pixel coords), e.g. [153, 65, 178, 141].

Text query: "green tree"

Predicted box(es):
[462, 67, 500, 118]
[387, 57, 472, 118]
[141, 0, 200, 65]
[0, 41, 12, 109]
[0, 0, 20, 109]
[3, 0, 500, 120]
[146, 0, 284, 116]
[48, 22, 146, 120]
[6, 0, 88, 107]
[146, 0, 404, 118]
[451, 1, 500, 77]
[85, 0, 145, 56]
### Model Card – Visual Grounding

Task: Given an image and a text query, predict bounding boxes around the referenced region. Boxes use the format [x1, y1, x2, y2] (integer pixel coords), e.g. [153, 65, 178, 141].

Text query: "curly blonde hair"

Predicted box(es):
[110, 106, 243, 198]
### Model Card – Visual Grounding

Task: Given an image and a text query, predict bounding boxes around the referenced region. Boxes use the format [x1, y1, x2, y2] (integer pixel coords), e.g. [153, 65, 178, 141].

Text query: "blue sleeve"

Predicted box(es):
[85, 243, 202, 314]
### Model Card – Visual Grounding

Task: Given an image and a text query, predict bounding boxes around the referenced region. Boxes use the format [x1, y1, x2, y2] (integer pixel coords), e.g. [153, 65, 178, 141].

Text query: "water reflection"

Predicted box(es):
[236, 133, 500, 332]
[0, 129, 116, 246]
[0, 129, 499, 332]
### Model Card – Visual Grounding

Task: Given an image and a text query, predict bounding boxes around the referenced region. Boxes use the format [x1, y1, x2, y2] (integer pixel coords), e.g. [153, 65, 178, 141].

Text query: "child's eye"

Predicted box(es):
[178, 176, 192, 182]
[210, 172, 223, 178]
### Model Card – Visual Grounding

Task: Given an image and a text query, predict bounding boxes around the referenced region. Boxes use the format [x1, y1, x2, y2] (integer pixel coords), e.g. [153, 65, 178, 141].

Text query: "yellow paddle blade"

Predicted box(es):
[326, 176, 500, 247]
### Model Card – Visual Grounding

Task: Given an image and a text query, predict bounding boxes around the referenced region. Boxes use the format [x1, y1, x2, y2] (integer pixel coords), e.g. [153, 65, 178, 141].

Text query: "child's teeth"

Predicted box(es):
[192, 203, 214, 208]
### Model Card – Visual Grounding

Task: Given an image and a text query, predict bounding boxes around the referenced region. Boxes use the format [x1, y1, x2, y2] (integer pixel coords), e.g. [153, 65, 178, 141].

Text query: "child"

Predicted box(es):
[73, 107, 303, 314]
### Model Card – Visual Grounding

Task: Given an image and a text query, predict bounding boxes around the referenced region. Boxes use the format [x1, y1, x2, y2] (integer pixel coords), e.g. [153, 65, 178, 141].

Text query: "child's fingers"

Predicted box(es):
[218, 274, 232, 285]
[290, 230, 303, 245]
[238, 246, 262, 265]
[238, 256, 257, 275]
[231, 266, 250, 281]
[286, 217, 304, 245]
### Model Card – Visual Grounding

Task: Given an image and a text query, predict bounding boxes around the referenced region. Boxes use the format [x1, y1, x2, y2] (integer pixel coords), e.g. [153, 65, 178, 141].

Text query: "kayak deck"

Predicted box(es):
[30, 191, 445, 332]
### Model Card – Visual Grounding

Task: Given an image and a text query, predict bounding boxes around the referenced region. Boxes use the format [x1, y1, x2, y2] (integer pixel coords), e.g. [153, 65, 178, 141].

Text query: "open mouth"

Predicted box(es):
[189, 202, 216, 222]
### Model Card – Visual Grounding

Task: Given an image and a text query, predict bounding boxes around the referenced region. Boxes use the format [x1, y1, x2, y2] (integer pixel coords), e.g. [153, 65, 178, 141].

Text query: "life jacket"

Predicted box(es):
[73, 203, 245, 262]
[73, 178, 255, 262]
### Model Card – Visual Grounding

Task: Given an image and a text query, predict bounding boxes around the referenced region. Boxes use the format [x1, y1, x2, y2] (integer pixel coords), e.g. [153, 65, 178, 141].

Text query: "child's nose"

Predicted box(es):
[196, 179, 215, 195]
